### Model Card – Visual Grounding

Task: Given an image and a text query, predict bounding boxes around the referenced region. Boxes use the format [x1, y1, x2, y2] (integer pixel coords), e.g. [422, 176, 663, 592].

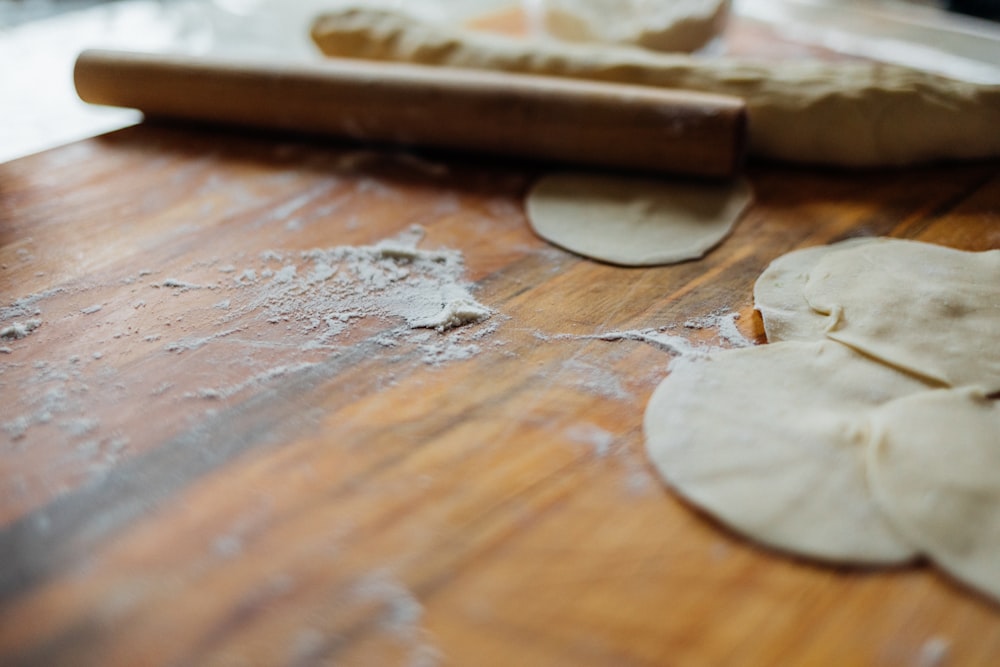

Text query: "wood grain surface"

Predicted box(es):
[2, 119, 999, 666]
[4, 6, 1000, 663]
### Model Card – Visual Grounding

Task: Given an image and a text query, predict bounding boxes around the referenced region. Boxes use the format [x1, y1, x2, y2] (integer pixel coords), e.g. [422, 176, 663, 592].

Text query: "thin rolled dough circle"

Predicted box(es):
[543, 0, 730, 53]
[526, 172, 752, 266]
[643, 340, 926, 564]
[803, 239, 1000, 391]
[753, 237, 882, 343]
[866, 388, 1000, 603]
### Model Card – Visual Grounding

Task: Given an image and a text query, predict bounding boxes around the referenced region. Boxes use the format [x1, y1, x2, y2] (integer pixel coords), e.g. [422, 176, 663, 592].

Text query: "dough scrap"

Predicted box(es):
[525, 172, 752, 266]
[542, 0, 730, 53]
[310, 7, 1000, 167]
[866, 388, 1000, 603]
[753, 237, 880, 342]
[802, 240, 1000, 391]
[643, 340, 926, 564]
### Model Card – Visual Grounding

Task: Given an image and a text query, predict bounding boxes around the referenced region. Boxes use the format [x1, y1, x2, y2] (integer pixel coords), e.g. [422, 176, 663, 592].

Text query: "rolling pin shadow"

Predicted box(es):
[74, 49, 746, 178]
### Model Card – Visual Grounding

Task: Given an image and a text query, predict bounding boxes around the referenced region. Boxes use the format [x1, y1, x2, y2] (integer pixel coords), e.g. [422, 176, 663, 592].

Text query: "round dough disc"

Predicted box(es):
[866, 388, 1000, 603]
[643, 340, 926, 564]
[803, 240, 1000, 391]
[526, 172, 752, 267]
[753, 238, 878, 343]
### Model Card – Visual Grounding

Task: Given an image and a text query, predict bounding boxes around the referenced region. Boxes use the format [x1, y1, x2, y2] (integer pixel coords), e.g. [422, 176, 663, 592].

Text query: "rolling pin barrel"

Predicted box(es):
[74, 49, 746, 178]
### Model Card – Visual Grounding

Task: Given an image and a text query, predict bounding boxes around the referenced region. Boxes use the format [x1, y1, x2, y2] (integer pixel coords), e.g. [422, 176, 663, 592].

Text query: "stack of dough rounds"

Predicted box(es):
[752, 238, 879, 342]
[643, 340, 926, 565]
[802, 239, 1000, 390]
[645, 238, 1000, 602]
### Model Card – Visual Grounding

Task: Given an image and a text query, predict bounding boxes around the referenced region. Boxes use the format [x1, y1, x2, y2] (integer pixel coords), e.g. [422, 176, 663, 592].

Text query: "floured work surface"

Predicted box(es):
[2, 122, 999, 666]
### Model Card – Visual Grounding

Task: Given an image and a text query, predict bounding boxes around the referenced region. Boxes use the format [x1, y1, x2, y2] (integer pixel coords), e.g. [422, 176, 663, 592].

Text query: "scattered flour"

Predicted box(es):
[219, 225, 492, 344]
[164, 327, 243, 353]
[1, 354, 115, 457]
[559, 358, 632, 401]
[545, 328, 706, 358]
[542, 309, 753, 362]
[0, 319, 42, 341]
[2, 211, 747, 526]
[565, 423, 616, 458]
[348, 569, 442, 667]
[160, 278, 210, 292]
[184, 362, 322, 401]
[0, 287, 63, 321]
[916, 636, 951, 667]
[684, 309, 752, 348]
[0, 228, 472, 442]
[418, 339, 481, 366]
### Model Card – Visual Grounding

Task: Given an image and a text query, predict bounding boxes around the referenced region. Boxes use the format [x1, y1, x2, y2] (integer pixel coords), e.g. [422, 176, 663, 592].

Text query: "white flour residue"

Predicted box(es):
[159, 278, 211, 293]
[563, 422, 657, 497]
[148, 226, 496, 398]
[684, 309, 752, 348]
[163, 327, 243, 353]
[0, 287, 64, 322]
[418, 338, 481, 366]
[0, 318, 42, 341]
[565, 423, 615, 458]
[916, 636, 951, 667]
[559, 358, 632, 401]
[2, 226, 496, 453]
[2, 357, 104, 442]
[0, 354, 132, 508]
[284, 568, 442, 667]
[542, 309, 754, 361]
[222, 225, 491, 342]
[347, 570, 442, 667]
[544, 328, 708, 359]
[185, 362, 322, 401]
[0, 287, 62, 345]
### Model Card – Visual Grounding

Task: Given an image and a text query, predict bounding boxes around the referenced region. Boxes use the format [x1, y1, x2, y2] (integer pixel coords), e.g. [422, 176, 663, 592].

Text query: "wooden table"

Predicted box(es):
[2, 120, 998, 666]
[3, 12, 1000, 666]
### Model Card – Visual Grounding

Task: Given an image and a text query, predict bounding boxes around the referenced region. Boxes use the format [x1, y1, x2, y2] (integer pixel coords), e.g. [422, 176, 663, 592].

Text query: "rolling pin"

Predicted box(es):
[74, 49, 746, 178]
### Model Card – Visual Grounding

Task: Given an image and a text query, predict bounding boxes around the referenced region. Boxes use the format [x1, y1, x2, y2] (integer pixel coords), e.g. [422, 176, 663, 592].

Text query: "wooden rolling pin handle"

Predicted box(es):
[74, 49, 746, 178]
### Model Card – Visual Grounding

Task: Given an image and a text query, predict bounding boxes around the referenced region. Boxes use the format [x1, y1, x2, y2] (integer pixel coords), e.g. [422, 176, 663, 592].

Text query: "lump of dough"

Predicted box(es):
[753, 237, 884, 343]
[543, 0, 730, 53]
[310, 7, 1000, 167]
[525, 172, 752, 266]
[802, 239, 1000, 391]
[643, 340, 927, 565]
[866, 387, 1000, 603]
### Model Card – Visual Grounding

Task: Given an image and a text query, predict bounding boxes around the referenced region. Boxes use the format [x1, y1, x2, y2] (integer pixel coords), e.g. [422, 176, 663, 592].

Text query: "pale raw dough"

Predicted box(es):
[753, 238, 880, 342]
[542, 0, 730, 53]
[310, 7, 1000, 167]
[525, 172, 751, 266]
[643, 340, 926, 564]
[866, 387, 1000, 603]
[803, 239, 1000, 391]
